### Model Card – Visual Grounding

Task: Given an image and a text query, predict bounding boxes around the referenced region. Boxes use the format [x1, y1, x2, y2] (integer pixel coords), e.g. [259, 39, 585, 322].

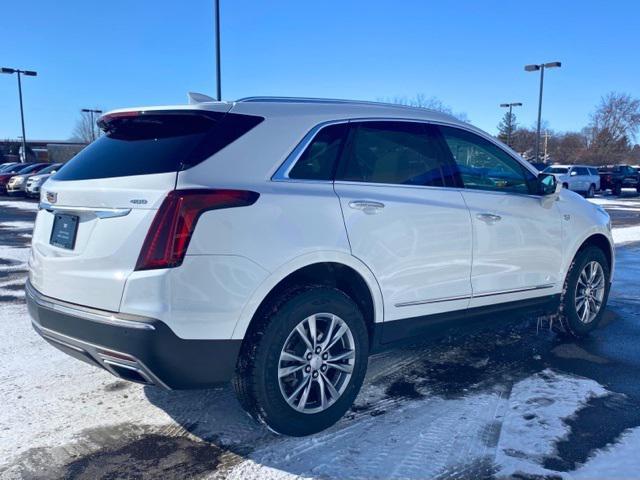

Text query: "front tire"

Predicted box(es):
[233, 286, 369, 436]
[586, 184, 595, 198]
[556, 246, 610, 338]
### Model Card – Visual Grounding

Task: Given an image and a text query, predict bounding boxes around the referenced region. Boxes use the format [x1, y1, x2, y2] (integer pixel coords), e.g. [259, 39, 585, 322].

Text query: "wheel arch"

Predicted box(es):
[571, 233, 614, 275]
[231, 252, 384, 342]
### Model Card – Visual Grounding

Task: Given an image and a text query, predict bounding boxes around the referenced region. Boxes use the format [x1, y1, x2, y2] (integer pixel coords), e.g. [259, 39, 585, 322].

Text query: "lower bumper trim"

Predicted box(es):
[26, 280, 242, 389]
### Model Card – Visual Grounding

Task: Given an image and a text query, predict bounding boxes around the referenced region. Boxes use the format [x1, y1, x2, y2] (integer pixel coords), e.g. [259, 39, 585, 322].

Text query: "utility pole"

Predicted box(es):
[215, 0, 222, 100]
[81, 108, 103, 142]
[1, 67, 38, 162]
[524, 61, 561, 162]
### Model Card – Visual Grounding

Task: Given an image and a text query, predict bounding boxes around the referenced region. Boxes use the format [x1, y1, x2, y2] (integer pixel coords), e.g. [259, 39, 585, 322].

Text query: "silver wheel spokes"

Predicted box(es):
[278, 313, 355, 414]
[575, 261, 606, 324]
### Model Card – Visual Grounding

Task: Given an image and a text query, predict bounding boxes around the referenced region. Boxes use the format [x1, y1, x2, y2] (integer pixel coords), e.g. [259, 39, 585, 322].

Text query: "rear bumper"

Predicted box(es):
[26, 280, 241, 389]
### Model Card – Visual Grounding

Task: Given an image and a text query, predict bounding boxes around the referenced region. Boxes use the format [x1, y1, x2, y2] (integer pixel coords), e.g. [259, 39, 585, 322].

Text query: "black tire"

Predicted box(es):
[562, 182, 569, 189]
[555, 246, 611, 338]
[612, 184, 622, 196]
[233, 285, 369, 436]
[586, 184, 595, 198]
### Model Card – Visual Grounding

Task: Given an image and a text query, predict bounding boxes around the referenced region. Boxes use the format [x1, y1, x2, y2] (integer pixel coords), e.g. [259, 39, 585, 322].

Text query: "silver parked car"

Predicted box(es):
[24, 163, 63, 198]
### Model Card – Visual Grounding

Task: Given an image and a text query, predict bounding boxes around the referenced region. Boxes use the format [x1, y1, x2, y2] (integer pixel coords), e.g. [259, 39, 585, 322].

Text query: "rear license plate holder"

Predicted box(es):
[50, 213, 79, 250]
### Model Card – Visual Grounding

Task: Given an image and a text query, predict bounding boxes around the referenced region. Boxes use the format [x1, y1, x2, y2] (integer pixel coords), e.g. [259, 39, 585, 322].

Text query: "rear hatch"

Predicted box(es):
[29, 105, 236, 311]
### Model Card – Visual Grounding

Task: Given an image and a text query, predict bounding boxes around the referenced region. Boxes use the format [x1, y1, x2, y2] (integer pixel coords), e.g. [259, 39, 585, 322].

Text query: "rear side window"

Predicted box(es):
[54, 111, 263, 181]
[337, 121, 453, 187]
[289, 123, 347, 180]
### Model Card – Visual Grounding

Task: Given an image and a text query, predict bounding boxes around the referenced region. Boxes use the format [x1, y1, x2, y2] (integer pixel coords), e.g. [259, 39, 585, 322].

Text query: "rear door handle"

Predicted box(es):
[476, 213, 502, 224]
[349, 200, 385, 214]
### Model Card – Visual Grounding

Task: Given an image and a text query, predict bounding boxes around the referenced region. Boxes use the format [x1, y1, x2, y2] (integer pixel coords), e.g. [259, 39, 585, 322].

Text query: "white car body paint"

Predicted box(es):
[29, 99, 613, 346]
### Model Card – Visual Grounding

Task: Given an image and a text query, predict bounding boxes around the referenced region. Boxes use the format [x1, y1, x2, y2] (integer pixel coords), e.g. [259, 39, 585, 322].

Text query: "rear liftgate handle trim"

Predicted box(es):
[39, 202, 131, 219]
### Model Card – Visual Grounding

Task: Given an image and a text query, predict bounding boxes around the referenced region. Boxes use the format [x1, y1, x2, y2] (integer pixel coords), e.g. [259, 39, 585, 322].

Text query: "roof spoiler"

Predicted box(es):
[187, 92, 218, 104]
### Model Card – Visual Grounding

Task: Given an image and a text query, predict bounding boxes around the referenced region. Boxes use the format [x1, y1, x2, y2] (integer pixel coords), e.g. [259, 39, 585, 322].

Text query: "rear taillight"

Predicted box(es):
[135, 189, 259, 271]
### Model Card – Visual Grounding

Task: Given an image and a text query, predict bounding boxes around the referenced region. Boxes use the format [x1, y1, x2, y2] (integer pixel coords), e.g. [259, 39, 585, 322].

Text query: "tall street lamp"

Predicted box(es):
[214, 0, 222, 100]
[525, 61, 561, 162]
[1, 67, 38, 162]
[81, 108, 103, 142]
[499, 102, 522, 147]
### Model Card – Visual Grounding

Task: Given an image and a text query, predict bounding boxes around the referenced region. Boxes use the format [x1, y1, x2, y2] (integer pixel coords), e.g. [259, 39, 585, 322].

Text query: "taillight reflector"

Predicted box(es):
[135, 189, 259, 271]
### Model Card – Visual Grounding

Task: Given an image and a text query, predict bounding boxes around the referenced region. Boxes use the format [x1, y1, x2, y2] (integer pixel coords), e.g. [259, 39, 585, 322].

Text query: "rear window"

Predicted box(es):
[54, 111, 263, 181]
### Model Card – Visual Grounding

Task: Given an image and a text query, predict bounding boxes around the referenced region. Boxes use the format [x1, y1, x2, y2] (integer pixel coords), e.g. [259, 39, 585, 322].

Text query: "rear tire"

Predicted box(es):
[233, 286, 369, 436]
[586, 184, 595, 198]
[555, 246, 610, 338]
[613, 184, 622, 196]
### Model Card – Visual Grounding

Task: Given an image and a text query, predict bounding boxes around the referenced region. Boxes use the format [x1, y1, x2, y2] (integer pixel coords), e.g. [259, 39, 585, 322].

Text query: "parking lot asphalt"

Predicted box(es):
[1, 192, 640, 479]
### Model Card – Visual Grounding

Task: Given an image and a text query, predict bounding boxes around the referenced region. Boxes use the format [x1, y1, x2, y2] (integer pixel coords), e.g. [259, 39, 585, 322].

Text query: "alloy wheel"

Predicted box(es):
[575, 260, 606, 324]
[278, 313, 356, 414]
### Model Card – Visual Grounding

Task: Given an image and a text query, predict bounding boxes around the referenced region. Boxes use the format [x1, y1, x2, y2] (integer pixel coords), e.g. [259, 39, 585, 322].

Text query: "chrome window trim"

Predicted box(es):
[394, 284, 555, 308]
[272, 119, 350, 182]
[272, 117, 541, 187]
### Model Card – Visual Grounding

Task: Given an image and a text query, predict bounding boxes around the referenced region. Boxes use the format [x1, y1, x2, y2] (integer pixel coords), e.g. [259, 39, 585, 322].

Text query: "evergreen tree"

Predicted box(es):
[497, 111, 518, 145]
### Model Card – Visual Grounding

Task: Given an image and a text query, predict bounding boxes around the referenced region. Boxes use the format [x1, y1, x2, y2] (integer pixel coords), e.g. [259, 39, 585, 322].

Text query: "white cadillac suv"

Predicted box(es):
[27, 97, 614, 436]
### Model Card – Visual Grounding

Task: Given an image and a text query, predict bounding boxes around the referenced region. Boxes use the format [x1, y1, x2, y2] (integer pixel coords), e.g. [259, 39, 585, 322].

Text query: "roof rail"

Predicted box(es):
[235, 96, 455, 116]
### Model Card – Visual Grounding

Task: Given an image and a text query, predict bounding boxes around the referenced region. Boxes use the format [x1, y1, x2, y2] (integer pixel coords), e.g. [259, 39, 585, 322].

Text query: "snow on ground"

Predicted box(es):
[589, 196, 640, 208]
[495, 369, 609, 478]
[573, 427, 640, 478]
[612, 225, 640, 246]
[1, 200, 38, 211]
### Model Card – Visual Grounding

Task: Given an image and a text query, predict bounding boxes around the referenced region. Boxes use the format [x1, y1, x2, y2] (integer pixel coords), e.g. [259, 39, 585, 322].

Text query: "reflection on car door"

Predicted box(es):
[438, 125, 563, 309]
[333, 121, 473, 330]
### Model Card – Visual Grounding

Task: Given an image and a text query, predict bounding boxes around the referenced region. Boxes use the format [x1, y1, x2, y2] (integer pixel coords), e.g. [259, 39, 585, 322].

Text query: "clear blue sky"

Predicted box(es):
[1, 0, 639, 140]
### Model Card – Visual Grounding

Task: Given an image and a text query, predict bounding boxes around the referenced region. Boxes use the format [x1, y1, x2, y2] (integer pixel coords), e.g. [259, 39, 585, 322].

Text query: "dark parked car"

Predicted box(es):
[598, 165, 640, 195]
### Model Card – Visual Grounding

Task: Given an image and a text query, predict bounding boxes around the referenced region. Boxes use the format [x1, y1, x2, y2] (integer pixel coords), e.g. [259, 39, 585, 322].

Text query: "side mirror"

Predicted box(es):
[570, 170, 578, 176]
[537, 173, 560, 196]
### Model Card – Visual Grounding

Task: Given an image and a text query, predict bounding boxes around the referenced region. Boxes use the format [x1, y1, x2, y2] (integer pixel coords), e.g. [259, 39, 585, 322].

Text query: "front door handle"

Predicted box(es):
[476, 213, 502, 224]
[349, 200, 385, 214]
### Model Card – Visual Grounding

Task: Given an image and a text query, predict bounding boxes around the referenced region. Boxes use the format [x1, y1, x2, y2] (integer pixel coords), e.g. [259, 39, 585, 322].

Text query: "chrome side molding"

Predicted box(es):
[395, 284, 555, 308]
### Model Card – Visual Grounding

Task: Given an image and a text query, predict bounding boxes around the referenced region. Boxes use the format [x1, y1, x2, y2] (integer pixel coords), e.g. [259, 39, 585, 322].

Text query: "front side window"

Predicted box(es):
[574, 167, 589, 176]
[337, 121, 453, 187]
[439, 126, 535, 194]
[289, 123, 347, 180]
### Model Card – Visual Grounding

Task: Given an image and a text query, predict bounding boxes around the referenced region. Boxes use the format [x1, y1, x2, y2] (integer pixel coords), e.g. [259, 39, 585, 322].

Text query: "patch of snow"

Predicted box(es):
[0, 220, 34, 231]
[1, 200, 38, 211]
[495, 369, 609, 478]
[573, 427, 640, 478]
[589, 197, 640, 208]
[612, 225, 640, 245]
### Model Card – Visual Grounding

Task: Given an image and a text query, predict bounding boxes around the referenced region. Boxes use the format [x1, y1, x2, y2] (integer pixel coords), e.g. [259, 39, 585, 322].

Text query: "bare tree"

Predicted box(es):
[381, 94, 469, 122]
[586, 92, 640, 163]
[70, 111, 101, 144]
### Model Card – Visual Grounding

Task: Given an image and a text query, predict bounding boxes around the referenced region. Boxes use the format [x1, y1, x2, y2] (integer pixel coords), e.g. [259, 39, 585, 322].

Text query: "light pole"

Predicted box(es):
[214, 0, 222, 100]
[525, 61, 561, 162]
[499, 102, 522, 147]
[1, 67, 38, 162]
[81, 108, 103, 142]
